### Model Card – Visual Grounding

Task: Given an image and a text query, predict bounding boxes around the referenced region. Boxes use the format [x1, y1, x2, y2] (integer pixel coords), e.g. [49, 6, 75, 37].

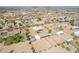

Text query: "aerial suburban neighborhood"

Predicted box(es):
[0, 7, 79, 53]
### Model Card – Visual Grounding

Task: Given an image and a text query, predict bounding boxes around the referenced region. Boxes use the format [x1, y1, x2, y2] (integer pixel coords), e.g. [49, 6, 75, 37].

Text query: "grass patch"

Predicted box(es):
[4, 34, 25, 46]
[73, 35, 79, 40]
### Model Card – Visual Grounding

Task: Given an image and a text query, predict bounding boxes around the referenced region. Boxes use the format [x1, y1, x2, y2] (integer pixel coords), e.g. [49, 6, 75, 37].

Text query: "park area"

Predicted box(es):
[4, 34, 28, 46]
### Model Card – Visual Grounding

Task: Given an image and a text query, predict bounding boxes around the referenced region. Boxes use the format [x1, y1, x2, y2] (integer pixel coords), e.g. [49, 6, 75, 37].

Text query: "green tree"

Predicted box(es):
[37, 18, 42, 21]
[48, 29, 52, 33]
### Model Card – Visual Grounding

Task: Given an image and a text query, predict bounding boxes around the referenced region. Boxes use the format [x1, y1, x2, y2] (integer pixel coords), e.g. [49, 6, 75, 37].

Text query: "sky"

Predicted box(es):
[0, 6, 79, 8]
[0, 0, 79, 6]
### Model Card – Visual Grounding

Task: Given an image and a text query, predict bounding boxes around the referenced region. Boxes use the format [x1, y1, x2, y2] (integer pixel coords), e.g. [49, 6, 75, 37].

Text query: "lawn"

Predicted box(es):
[4, 34, 25, 46]
[73, 36, 79, 40]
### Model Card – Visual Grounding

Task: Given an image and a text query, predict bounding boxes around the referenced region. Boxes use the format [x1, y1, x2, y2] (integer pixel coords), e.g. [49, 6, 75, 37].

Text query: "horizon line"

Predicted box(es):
[0, 6, 79, 8]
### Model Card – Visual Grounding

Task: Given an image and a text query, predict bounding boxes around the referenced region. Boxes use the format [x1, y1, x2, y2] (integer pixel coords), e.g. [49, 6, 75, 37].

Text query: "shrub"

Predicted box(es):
[48, 29, 52, 33]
